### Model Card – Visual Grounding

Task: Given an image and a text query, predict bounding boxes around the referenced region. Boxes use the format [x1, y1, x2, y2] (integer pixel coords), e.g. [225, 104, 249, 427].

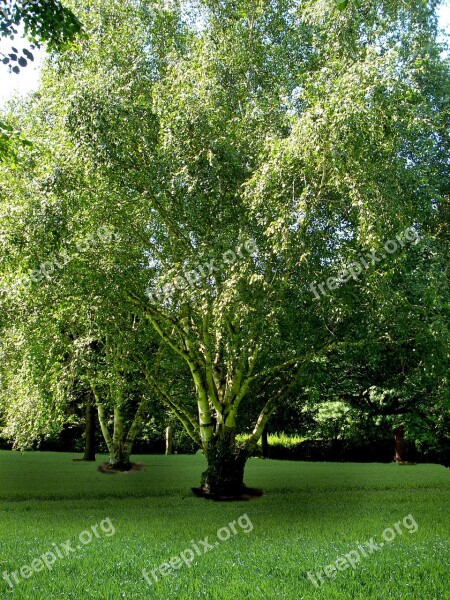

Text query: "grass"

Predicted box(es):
[0, 451, 449, 599]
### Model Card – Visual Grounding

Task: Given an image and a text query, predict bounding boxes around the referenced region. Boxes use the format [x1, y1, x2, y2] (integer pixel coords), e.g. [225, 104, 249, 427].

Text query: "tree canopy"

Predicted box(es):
[0, 0, 448, 490]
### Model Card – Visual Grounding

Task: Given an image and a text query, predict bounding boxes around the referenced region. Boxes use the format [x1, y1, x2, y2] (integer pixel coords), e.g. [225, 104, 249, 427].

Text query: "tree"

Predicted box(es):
[1, 0, 448, 495]
[312, 208, 449, 463]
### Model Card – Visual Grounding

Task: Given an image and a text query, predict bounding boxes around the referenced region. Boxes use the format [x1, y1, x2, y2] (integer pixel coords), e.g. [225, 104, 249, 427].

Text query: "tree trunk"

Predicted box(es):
[261, 428, 269, 459]
[94, 388, 151, 471]
[96, 403, 132, 471]
[108, 442, 132, 470]
[200, 428, 248, 496]
[165, 425, 173, 455]
[83, 392, 96, 461]
[394, 424, 405, 463]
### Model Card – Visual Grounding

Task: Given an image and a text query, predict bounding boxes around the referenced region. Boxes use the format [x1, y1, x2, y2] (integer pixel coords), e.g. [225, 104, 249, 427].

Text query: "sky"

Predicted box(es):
[0, 2, 449, 107]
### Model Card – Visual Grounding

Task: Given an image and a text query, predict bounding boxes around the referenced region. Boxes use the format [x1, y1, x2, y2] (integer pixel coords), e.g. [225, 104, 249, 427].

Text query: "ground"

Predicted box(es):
[0, 451, 448, 599]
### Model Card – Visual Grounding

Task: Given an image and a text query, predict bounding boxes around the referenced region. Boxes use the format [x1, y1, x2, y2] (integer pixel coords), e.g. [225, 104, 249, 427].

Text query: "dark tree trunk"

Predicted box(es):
[261, 428, 269, 458]
[200, 428, 248, 496]
[394, 425, 405, 463]
[83, 392, 96, 461]
[192, 428, 263, 500]
[201, 448, 247, 496]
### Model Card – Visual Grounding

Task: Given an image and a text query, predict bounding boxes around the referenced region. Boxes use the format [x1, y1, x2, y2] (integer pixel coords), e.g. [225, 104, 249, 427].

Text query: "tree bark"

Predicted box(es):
[261, 428, 269, 458]
[200, 428, 248, 496]
[96, 403, 132, 470]
[165, 425, 173, 455]
[107, 440, 131, 470]
[394, 424, 405, 463]
[83, 392, 96, 461]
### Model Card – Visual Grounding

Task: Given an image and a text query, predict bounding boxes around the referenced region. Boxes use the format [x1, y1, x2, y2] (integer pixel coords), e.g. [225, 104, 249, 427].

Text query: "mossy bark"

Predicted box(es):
[201, 428, 248, 496]
[108, 443, 132, 471]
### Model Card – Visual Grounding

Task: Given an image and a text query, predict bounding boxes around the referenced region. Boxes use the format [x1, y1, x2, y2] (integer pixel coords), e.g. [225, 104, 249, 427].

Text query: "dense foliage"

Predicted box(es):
[0, 0, 448, 486]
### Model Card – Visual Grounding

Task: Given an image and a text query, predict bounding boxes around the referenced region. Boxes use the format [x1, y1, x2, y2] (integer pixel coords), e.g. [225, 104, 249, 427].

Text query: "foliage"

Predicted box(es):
[0, 117, 33, 162]
[0, 0, 83, 162]
[0, 0, 448, 488]
[0, 0, 82, 71]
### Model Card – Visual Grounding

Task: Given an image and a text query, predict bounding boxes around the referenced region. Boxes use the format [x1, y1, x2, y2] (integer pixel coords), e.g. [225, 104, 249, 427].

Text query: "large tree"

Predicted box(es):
[1, 0, 448, 495]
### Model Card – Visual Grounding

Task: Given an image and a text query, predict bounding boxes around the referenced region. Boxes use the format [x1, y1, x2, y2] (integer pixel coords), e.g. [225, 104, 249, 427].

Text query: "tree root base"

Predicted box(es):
[191, 486, 263, 501]
[98, 462, 145, 474]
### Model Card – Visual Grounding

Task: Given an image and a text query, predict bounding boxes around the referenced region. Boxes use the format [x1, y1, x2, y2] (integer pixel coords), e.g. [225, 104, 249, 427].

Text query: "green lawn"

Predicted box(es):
[0, 451, 449, 599]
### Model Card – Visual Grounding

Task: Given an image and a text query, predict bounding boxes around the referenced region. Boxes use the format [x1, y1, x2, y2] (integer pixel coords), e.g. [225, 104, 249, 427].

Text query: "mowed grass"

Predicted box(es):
[0, 452, 449, 600]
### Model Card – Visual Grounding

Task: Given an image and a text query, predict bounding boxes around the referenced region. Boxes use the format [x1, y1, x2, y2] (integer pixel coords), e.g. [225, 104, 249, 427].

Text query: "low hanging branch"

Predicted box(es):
[245, 376, 299, 454]
[144, 370, 202, 447]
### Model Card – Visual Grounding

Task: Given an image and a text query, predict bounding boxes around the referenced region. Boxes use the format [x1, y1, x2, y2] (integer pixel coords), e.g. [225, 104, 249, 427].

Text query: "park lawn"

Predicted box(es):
[0, 451, 449, 600]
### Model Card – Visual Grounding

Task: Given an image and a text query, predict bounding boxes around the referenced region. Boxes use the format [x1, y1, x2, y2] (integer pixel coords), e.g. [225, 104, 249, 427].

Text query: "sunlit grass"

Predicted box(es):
[236, 432, 308, 447]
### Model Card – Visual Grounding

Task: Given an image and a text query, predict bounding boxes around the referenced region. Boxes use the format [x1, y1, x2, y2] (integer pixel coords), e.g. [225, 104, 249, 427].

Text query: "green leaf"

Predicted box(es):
[0, 122, 14, 132]
[335, 0, 349, 11]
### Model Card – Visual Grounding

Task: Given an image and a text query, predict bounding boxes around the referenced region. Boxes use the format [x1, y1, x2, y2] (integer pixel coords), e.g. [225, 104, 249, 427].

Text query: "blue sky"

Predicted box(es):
[0, 2, 449, 106]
